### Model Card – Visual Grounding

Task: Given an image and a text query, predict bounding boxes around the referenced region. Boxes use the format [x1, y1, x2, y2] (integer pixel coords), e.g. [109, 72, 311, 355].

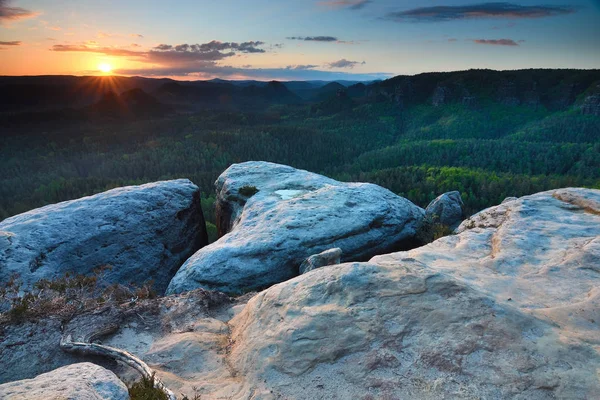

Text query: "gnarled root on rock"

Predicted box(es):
[60, 334, 177, 400]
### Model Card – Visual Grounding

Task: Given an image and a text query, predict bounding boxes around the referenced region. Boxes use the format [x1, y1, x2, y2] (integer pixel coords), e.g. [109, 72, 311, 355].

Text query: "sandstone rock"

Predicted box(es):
[4, 189, 598, 400]
[374, 187, 600, 345]
[223, 188, 600, 399]
[0, 179, 208, 293]
[167, 162, 424, 294]
[425, 190, 464, 228]
[0, 363, 129, 400]
[0, 288, 230, 385]
[299, 247, 342, 274]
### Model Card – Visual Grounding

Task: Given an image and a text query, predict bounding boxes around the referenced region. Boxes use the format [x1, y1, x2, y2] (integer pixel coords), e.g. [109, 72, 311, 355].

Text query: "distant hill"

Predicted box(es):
[371, 69, 600, 111]
[239, 81, 303, 105]
[1, 70, 599, 118]
[88, 88, 171, 117]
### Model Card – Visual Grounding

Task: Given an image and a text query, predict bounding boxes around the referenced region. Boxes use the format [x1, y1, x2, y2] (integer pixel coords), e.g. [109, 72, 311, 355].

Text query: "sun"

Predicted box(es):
[98, 63, 112, 73]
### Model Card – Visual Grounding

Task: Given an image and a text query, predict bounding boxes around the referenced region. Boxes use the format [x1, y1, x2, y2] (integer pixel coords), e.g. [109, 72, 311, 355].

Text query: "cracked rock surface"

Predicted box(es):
[167, 161, 425, 295]
[0, 362, 129, 400]
[0, 179, 208, 293]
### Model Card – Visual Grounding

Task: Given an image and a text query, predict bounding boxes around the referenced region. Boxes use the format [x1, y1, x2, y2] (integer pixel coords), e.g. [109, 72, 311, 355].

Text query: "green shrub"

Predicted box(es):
[128, 374, 168, 400]
[238, 185, 259, 197]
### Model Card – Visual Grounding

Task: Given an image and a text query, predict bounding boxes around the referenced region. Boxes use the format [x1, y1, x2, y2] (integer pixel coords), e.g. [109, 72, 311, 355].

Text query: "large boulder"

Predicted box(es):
[0, 362, 129, 400]
[224, 188, 600, 399]
[167, 162, 424, 294]
[425, 190, 465, 228]
[0, 179, 208, 293]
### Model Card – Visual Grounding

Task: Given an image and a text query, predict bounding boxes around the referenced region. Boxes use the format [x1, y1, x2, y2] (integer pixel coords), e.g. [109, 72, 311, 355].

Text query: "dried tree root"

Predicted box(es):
[60, 334, 177, 400]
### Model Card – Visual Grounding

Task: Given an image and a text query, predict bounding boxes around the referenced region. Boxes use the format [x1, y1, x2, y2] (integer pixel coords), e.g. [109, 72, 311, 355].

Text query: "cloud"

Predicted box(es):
[328, 58, 365, 68]
[0, 40, 21, 45]
[286, 64, 319, 70]
[287, 36, 338, 42]
[448, 38, 458, 42]
[130, 33, 144, 39]
[384, 3, 576, 22]
[473, 38, 520, 46]
[51, 44, 142, 57]
[51, 40, 268, 69]
[153, 40, 266, 54]
[0, 0, 39, 22]
[318, 0, 372, 10]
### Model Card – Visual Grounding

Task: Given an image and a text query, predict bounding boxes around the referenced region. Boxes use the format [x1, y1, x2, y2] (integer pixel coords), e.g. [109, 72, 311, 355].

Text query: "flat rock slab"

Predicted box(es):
[0, 179, 208, 293]
[167, 161, 424, 294]
[0, 362, 129, 400]
[373, 187, 600, 343]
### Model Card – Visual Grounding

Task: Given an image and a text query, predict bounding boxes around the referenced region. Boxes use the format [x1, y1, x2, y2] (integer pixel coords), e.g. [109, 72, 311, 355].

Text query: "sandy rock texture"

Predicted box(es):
[167, 161, 425, 294]
[222, 188, 600, 399]
[0, 179, 208, 293]
[0, 362, 129, 400]
[2, 187, 599, 400]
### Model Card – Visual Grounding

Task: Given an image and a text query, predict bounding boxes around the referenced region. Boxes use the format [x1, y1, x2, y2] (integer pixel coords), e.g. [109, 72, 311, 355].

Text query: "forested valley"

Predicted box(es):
[1, 69, 599, 240]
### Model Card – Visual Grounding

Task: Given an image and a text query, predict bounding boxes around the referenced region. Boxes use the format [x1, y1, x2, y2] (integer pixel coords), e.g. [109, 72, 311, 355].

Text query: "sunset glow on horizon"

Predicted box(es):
[98, 63, 112, 74]
[0, 0, 598, 81]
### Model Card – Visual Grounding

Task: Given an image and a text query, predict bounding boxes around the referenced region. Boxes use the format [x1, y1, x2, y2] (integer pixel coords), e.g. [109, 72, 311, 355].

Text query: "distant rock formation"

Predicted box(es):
[582, 94, 600, 116]
[0, 179, 208, 293]
[0, 363, 129, 400]
[167, 161, 425, 294]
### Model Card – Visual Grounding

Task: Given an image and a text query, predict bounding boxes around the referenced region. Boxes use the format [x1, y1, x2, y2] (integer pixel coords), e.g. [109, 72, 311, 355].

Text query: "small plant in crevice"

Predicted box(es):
[128, 373, 168, 400]
[0, 266, 156, 325]
[415, 214, 453, 245]
[181, 386, 203, 400]
[238, 185, 259, 197]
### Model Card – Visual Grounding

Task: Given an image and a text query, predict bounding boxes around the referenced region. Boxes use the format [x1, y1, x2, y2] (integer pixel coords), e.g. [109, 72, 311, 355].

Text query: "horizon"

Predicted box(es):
[1, 0, 599, 81]
[3, 66, 600, 84]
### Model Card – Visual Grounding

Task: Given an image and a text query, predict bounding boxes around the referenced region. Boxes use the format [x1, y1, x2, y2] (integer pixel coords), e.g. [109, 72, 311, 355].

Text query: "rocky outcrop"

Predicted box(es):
[425, 190, 465, 228]
[431, 85, 451, 106]
[582, 94, 600, 116]
[0, 179, 208, 293]
[374, 187, 600, 345]
[0, 363, 129, 400]
[167, 162, 424, 294]
[224, 187, 600, 399]
[2, 187, 599, 399]
[299, 247, 342, 274]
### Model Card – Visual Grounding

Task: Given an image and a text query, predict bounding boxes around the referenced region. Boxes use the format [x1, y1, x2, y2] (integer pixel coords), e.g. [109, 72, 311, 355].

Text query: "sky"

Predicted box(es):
[0, 0, 599, 81]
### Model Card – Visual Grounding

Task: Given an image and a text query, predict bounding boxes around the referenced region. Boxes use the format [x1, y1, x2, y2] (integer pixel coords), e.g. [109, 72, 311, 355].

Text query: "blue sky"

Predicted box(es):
[1, 0, 599, 80]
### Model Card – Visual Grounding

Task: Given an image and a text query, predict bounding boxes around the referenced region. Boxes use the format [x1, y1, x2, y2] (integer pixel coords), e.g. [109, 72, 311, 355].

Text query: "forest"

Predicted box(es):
[1, 69, 599, 240]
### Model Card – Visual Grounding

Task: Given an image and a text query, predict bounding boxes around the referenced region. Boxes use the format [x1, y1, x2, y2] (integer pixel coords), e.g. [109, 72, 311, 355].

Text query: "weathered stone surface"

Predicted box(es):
[222, 188, 600, 399]
[299, 247, 342, 274]
[167, 162, 424, 294]
[425, 190, 464, 228]
[4, 186, 598, 400]
[0, 180, 208, 293]
[374, 187, 600, 345]
[0, 363, 129, 400]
